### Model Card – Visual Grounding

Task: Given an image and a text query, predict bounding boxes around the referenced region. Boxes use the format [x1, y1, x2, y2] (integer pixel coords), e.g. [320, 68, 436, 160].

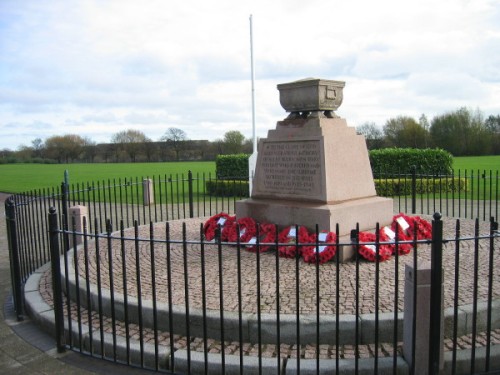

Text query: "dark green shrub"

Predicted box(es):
[205, 180, 250, 197]
[369, 148, 453, 175]
[215, 154, 249, 180]
[374, 177, 467, 196]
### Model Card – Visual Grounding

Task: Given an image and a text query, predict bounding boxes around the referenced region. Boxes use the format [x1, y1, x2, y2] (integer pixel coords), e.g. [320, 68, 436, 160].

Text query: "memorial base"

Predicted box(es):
[235, 195, 393, 262]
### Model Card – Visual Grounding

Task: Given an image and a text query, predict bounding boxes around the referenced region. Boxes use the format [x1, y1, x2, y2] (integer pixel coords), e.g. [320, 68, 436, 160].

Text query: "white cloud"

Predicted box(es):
[0, 0, 499, 149]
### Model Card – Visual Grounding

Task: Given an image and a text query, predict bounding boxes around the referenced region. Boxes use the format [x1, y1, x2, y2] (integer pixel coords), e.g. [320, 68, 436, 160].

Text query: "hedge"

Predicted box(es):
[215, 154, 249, 180]
[374, 177, 467, 196]
[369, 148, 453, 175]
[205, 180, 250, 197]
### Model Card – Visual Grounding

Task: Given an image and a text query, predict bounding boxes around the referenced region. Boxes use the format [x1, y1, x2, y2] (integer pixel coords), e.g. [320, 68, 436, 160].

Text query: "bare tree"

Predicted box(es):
[356, 122, 384, 150]
[44, 134, 86, 163]
[31, 138, 44, 158]
[160, 128, 188, 161]
[111, 129, 150, 162]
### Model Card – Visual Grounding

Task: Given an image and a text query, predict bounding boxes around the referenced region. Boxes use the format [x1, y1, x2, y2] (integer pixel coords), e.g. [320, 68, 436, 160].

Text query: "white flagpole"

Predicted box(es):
[250, 14, 257, 154]
[248, 14, 258, 195]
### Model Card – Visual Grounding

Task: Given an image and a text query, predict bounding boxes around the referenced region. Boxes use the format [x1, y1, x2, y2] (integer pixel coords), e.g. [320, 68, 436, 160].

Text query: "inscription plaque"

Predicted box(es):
[257, 140, 322, 198]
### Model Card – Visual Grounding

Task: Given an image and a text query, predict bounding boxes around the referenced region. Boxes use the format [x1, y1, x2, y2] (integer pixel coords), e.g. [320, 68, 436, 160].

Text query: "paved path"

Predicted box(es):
[0, 193, 154, 375]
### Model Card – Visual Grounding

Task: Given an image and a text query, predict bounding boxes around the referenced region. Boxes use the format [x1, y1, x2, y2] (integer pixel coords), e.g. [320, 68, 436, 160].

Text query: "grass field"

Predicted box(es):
[0, 161, 216, 193]
[0, 155, 498, 194]
[453, 155, 500, 171]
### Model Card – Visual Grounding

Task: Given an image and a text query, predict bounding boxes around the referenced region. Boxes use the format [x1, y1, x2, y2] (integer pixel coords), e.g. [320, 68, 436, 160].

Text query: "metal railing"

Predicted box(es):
[4, 170, 500, 374]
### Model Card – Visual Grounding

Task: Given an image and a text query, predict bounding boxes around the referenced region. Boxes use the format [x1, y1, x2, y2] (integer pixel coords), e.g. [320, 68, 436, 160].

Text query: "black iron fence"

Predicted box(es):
[4, 170, 500, 374]
[373, 169, 499, 221]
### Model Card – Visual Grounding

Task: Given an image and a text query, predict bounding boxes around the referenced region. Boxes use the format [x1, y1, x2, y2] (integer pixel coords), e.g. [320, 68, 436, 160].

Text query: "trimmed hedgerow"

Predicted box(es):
[215, 154, 250, 180]
[374, 177, 467, 196]
[369, 148, 453, 175]
[205, 180, 250, 197]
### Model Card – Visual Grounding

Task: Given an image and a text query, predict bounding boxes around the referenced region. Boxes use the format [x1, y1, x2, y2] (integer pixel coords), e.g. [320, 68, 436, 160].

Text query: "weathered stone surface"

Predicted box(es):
[236, 78, 393, 261]
[277, 77, 345, 115]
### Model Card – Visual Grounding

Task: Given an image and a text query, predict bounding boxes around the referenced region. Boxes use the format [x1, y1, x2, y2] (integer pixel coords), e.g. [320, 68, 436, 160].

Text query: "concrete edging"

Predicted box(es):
[61, 248, 500, 346]
[25, 262, 500, 374]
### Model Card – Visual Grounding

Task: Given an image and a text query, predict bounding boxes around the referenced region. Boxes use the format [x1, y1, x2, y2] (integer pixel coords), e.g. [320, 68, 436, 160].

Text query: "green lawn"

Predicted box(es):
[1, 155, 498, 195]
[453, 155, 500, 172]
[0, 161, 216, 193]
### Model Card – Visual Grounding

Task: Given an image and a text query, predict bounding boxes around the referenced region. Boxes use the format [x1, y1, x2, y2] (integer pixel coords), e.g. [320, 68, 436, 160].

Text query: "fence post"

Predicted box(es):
[428, 212, 444, 374]
[5, 198, 24, 321]
[188, 170, 194, 218]
[411, 165, 417, 214]
[69, 205, 88, 248]
[61, 181, 70, 253]
[143, 178, 154, 205]
[403, 262, 433, 374]
[48, 207, 66, 353]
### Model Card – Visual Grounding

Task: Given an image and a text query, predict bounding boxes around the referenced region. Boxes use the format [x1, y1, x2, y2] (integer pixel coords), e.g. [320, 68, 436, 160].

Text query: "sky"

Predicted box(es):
[0, 0, 499, 151]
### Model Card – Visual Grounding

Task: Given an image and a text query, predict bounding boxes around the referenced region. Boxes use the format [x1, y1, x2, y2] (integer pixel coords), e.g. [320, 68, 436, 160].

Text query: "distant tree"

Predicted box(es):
[485, 115, 500, 154]
[485, 115, 500, 133]
[243, 138, 253, 154]
[44, 134, 86, 163]
[222, 130, 246, 154]
[383, 116, 428, 148]
[111, 129, 150, 162]
[0, 148, 14, 162]
[430, 108, 491, 156]
[418, 114, 430, 148]
[31, 138, 44, 158]
[160, 128, 188, 161]
[356, 122, 384, 150]
[81, 137, 97, 162]
[16, 144, 34, 160]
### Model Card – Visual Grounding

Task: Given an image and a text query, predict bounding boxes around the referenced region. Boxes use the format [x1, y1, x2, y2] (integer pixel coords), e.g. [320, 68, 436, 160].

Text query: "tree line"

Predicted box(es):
[0, 128, 253, 164]
[1, 107, 498, 164]
[357, 107, 499, 155]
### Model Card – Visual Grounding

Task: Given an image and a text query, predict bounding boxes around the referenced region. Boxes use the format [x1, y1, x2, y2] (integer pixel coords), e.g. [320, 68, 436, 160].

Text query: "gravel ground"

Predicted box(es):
[36, 214, 500, 360]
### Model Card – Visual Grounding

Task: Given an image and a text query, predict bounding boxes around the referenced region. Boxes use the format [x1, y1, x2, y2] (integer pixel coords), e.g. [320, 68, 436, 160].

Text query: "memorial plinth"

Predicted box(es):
[235, 78, 393, 261]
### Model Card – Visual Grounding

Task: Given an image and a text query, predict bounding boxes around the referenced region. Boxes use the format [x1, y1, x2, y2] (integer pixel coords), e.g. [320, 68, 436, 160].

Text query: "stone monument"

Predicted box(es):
[235, 78, 394, 261]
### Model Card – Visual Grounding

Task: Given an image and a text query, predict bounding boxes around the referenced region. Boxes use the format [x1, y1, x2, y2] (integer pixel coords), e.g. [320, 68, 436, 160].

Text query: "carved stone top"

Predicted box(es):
[277, 78, 345, 119]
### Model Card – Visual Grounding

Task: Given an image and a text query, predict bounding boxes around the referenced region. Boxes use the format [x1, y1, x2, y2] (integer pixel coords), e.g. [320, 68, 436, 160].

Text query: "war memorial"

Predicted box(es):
[7, 78, 498, 375]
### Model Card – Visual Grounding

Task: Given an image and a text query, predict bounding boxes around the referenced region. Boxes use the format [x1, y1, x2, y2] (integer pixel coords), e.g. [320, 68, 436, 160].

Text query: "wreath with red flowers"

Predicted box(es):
[246, 222, 277, 253]
[203, 211, 432, 263]
[409, 215, 432, 240]
[378, 226, 397, 255]
[390, 214, 414, 255]
[302, 231, 337, 264]
[277, 226, 311, 258]
[203, 212, 235, 241]
[222, 216, 257, 243]
[356, 231, 393, 262]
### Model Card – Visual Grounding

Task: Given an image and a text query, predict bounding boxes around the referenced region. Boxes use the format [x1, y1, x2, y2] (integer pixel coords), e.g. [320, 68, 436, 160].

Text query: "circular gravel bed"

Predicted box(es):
[73, 216, 498, 316]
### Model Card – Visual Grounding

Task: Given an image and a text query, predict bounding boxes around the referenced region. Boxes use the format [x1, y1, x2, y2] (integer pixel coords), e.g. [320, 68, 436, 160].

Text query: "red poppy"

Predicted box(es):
[223, 216, 257, 243]
[246, 222, 277, 253]
[203, 212, 235, 241]
[277, 226, 311, 258]
[356, 231, 392, 262]
[302, 231, 337, 264]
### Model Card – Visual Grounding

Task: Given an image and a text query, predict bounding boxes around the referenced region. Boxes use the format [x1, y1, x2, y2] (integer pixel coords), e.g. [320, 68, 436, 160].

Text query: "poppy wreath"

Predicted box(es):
[302, 231, 337, 264]
[223, 216, 257, 243]
[390, 214, 414, 255]
[277, 226, 311, 258]
[409, 215, 432, 240]
[378, 226, 397, 255]
[246, 222, 277, 253]
[356, 231, 393, 262]
[203, 212, 235, 241]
